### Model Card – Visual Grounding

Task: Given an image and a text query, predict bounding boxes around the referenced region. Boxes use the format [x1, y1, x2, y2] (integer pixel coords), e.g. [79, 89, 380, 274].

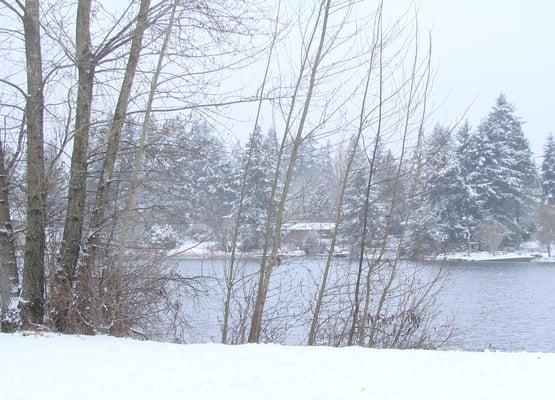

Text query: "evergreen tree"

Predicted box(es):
[341, 141, 387, 252]
[341, 145, 370, 246]
[425, 121, 480, 252]
[143, 119, 237, 247]
[541, 134, 555, 204]
[409, 125, 456, 254]
[302, 143, 334, 221]
[466, 94, 538, 246]
[289, 135, 334, 221]
[239, 127, 276, 250]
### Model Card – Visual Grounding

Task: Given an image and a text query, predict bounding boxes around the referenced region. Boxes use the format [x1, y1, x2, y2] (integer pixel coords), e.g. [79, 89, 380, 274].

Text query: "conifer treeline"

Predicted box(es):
[143, 94, 551, 256]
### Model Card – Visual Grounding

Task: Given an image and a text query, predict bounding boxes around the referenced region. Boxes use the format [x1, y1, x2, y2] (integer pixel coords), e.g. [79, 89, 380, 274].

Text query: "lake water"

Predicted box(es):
[177, 258, 555, 352]
[436, 261, 555, 352]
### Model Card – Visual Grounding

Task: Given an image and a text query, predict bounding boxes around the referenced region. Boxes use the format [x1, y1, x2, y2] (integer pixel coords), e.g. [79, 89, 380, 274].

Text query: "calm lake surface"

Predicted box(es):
[437, 260, 555, 352]
[177, 258, 555, 352]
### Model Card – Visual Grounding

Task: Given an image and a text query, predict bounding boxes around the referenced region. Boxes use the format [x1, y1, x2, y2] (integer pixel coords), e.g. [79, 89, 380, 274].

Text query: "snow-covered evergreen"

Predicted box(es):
[238, 128, 277, 250]
[541, 134, 555, 204]
[409, 125, 456, 254]
[464, 94, 538, 247]
[341, 141, 389, 252]
[288, 135, 334, 222]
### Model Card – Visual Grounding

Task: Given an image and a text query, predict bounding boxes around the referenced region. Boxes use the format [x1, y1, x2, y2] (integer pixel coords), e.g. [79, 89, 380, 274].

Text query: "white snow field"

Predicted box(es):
[1, 333, 554, 400]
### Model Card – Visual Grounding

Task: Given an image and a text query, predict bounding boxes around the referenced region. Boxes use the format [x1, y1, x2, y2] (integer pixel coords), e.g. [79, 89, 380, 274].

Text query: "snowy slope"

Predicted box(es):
[1, 333, 554, 400]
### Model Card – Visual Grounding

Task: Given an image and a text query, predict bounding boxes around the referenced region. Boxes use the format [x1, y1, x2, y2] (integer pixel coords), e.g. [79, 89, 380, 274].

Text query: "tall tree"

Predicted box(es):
[239, 128, 276, 250]
[20, 0, 46, 326]
[541, 134, 555, 204]
[79, 0, 152, 331]
[249, 0, 333, 343]
[341, 145, 382, 250]
[0, 135, 19, 331]
[290, 138, 334, 222]
[408, 125, 454, 255]
[451, 121, 478, 249]
[466, 94, 537, 247]
[53, 0, 95, 332]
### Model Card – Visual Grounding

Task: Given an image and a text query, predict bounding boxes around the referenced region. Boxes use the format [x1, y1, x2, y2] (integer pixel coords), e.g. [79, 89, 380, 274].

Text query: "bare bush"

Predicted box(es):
[475, 218, 509, 255]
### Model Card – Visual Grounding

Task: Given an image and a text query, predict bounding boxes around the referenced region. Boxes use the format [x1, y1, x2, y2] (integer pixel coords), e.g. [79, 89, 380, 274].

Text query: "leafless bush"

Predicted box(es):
[310, 259, 454, 349]
[475, 218, 509, 255]
[535, 203, 555, 256]
[47, 254, 202, 342]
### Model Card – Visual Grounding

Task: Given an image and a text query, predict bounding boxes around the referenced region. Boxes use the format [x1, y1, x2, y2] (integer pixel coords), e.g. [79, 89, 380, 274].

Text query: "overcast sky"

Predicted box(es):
[411, 0, 555, 158]
[2, 1, 552, 158]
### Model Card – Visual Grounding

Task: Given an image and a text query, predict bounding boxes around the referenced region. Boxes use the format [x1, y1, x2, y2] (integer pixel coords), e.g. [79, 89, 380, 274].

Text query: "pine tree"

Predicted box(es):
[289, 135, 333, 221]
[144, 119, 237, 247]
[427, 121, 480, 252]
[451, 121, 480, 248]
[341, 143, 386, 252]
[409, 125, 456, 254]
[239, 128, 276, 250]
[302, 143, 334, 221]
[541, 134, 555, 204]
[467, 94, 538, 247]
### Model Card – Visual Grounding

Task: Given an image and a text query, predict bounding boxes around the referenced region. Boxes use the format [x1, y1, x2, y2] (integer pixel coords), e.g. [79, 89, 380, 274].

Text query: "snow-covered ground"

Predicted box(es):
[167, 239, 263, 259]
[436, 251, 555, 262]
[434, 241, 555, 262]
[436, 251, 540, 261]
[1, 333, 554, 400]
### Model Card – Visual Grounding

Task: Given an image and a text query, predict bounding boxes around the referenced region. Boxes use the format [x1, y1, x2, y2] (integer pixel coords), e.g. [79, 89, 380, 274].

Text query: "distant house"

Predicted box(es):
[282, 222, 334, 254]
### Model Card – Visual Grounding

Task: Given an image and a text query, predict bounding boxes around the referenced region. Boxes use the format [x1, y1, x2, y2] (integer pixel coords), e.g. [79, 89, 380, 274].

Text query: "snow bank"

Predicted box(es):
[1, 333, 554, 399]
[437, 250, 552, 262]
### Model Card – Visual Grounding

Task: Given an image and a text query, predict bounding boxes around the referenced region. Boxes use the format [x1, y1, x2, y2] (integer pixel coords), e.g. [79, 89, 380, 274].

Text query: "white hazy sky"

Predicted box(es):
[2, 1, 552, 158]
[411, 0, 555, 158]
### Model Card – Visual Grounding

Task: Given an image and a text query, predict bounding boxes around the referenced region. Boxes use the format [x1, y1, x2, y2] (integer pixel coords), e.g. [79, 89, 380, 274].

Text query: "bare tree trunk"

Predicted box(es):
[221, 0, 281, 344]
[53, 0, 95, 332]
[248, 0, 332, 343]
[347, 6, 384, 346]
[20, 0, 46, 327]
[367, 33, 432, 348]
[79, 0, 151, 331]
[116, 0, 178, 268]
[247, 2, 327, 343]
[308, 10, 381, 344]
[358, 27, 425, 347]
[0, 135, 19, 331]
[247, 1, 326, 343]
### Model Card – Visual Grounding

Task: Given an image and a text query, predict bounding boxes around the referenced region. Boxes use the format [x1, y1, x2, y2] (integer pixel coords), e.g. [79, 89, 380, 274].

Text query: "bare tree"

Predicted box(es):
[52, 0, 95, 332]
[475, 218, 508, 255]
[0, 133, 19, 331]
[74, 0, 152, 332]
[535, 203, 555, 257]
[346, 4, 384, 346]
[18, 0, 46, 327]
[248, 0, 333, 343]
[116, 0, 179, 271]
[308, 2, 383, 345]
[221, 0, 281, 344]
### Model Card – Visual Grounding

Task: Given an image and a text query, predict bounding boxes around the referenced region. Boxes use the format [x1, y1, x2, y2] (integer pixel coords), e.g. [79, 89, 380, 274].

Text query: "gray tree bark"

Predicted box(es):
[0, 135, 19, 331]
[116, 0, 177, 271]
[20, 0, 46, 327]
[79, 0, 151, 331]
[53, 0, 95, 332]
